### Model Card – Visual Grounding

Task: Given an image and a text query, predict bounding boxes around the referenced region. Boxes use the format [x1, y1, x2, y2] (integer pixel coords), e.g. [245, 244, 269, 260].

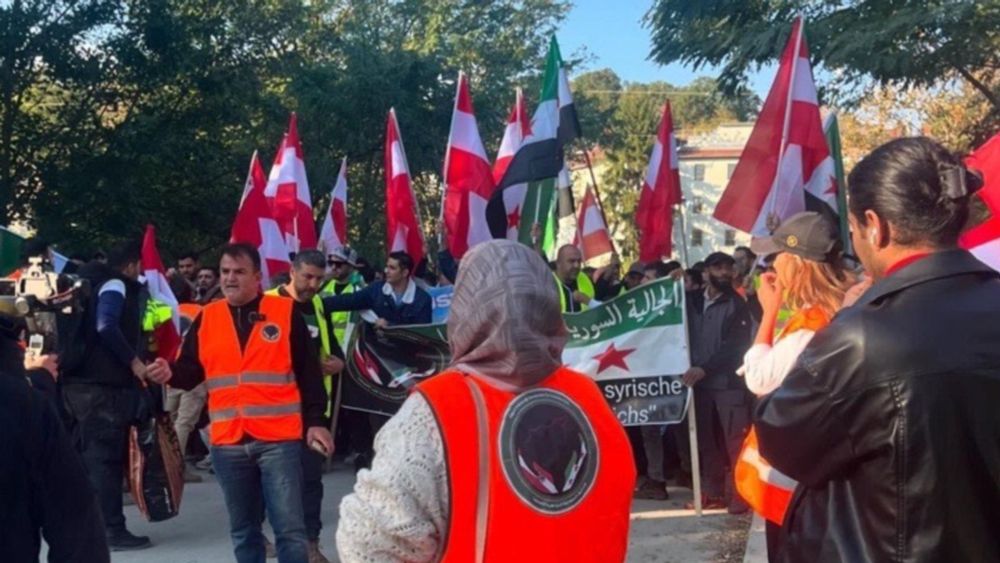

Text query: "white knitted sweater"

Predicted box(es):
[336, 394, 449, 562]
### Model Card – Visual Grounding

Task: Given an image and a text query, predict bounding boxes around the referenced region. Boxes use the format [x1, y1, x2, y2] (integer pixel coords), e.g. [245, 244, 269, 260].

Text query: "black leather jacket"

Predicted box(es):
[756, 250, 1000, 563]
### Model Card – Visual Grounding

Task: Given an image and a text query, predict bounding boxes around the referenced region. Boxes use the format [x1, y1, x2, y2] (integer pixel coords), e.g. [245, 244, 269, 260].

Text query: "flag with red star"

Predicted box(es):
[561, 277, 691, 425]
[714, 17, 838, 236]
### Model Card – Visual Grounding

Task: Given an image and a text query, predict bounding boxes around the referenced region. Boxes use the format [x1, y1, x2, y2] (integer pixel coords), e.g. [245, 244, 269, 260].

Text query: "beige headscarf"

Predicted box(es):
[447, 239, 568, 389]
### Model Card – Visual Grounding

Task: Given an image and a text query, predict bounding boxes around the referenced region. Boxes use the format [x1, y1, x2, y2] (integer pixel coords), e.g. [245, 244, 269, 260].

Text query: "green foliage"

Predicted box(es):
[4, 0, 569, 263]
[572, 70, 758, 264]
[646, 0, 1000, 116]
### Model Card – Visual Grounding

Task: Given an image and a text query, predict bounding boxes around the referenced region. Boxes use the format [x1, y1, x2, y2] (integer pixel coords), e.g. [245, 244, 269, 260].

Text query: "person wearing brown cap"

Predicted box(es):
[755, 137, 1000, 562]
[734, 211, 855, 557]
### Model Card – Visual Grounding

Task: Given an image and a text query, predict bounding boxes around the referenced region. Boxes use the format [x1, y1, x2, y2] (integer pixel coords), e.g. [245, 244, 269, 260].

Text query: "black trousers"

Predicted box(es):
[300, 443, 325, 541]
[62, 384, 141, 533]
[694, 387, 752, 499]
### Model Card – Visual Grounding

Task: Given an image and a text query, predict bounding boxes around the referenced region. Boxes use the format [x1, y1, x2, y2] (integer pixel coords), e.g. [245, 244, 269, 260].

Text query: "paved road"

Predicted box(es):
[75, 465, 744, 563]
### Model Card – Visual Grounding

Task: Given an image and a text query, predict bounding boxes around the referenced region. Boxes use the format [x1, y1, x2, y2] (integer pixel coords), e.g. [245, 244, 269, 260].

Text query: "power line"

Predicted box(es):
[577, 90, 719, 96]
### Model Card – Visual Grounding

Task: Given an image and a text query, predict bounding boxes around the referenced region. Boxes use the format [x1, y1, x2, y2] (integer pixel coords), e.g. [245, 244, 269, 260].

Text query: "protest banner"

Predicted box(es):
[341, 278, 691, 425]
[562, 277, 690, 425]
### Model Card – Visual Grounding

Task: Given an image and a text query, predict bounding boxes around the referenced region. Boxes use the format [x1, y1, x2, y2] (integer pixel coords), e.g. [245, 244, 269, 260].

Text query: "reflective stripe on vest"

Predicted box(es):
[198, 295, 301, 445]
[735, 306, 830, 524]
[417, 368, 636, 562]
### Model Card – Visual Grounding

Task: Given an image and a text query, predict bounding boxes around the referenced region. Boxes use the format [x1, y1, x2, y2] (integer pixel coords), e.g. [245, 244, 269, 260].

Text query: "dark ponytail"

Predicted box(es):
[847, 137, 984, 247]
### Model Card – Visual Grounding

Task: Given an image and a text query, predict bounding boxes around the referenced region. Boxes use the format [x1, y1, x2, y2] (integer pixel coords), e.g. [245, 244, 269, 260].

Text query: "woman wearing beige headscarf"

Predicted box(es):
[336, 240, 635, 562]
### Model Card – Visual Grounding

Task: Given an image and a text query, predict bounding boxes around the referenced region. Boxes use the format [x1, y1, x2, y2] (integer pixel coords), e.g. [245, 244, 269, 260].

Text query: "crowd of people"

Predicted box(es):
[2, 136, 999, 563]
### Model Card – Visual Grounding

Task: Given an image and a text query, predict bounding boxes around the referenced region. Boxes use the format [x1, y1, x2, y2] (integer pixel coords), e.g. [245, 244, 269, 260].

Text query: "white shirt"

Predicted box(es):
[738, 329, 816, 396]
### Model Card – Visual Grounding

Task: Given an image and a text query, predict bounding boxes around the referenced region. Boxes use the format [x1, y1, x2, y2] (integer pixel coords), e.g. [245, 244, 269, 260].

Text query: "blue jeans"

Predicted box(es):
[211, 440, 308, 563]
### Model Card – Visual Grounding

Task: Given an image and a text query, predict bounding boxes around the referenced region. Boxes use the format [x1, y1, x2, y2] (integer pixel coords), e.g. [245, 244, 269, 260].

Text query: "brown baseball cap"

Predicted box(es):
[750, 211, 839, 262]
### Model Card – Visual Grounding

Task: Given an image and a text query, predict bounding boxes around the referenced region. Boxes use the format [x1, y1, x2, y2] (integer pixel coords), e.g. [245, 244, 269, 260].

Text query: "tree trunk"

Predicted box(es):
[0, 0, 20, 225]
[954, 64, 1000, 112]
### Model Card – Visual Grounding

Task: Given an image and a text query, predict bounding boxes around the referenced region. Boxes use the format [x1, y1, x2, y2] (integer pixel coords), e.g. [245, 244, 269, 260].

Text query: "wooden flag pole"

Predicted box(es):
[580, 146, 614, 239]
[676, 202, 691, 267]
[687, 386, 703, 517]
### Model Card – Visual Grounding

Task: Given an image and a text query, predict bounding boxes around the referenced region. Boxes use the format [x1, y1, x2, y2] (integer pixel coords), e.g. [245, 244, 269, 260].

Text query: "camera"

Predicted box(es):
[0, 256, 90, 353]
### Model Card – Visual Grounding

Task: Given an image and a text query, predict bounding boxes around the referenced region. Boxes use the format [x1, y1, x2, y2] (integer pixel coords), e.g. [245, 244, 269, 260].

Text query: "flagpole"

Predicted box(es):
[532, 181, 543, 246]
[687, 387, 703, 517]
[580, 146, 614, 245]
[439, 72, 462, 247]
[764, 15, 805, 231]
[675, 202, 691, 266]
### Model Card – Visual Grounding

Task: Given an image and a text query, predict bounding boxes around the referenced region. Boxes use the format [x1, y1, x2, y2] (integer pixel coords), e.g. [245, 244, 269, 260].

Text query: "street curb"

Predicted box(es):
[743, 513, 767, 563]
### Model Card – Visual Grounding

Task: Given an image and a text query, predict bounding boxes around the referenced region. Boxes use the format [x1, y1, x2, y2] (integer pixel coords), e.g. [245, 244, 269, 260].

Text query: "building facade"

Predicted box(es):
[676, 123, 753, 264]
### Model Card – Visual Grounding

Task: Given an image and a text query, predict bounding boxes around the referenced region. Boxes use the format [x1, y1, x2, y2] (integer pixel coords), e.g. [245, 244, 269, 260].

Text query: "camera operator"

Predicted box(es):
[0, 315, 110, 562]
[61, 241, 157, 552]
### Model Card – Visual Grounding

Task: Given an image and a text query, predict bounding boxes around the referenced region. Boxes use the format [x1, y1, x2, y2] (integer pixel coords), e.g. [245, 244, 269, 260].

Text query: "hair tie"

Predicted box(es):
[938, 162, 970, 201]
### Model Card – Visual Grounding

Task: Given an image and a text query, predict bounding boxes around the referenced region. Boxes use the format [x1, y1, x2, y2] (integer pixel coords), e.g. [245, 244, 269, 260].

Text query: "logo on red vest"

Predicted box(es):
[498, 389, 599, 514]
[261, 323, 282, 342]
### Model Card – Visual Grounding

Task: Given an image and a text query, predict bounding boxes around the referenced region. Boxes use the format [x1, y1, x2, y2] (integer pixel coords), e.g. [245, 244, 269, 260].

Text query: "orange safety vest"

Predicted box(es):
[198, 295, 302, 446]
[417, 368, 636, 563]
[178, 303, 202, 337]
[735, 306, 831, 525]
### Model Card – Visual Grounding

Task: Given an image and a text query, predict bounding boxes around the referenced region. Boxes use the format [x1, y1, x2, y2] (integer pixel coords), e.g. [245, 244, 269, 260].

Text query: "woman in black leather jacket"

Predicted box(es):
[755, 137, 1000, 563]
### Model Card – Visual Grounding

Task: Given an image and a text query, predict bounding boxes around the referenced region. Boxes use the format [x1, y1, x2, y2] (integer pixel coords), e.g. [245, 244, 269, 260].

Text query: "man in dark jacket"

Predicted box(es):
[682, 251, 752, 511]
[2, 368, 110, 562]
[61, 241, 154, 551]
[756, 137, 1000, 562]
[322, 251, 432, 327]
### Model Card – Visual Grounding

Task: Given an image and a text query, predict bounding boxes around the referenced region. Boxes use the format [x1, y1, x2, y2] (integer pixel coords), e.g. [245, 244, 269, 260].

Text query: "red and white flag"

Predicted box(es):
[714, 17, 836, 236]
[141, 225, 181, 360]
[574, 186, 614, 261]
[636, 102, 682, 262]
[443, 72, 495, 257]
[319, 157, 349, 254]
[960, 132, 1000, 270]
[264, 113, 317, 252]
[385, 109, 425, 267]
[231, 151, 290, 288]
[493, 88, 531, 240]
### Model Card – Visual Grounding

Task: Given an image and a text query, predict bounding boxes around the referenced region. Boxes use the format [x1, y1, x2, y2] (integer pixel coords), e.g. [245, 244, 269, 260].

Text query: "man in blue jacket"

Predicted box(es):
[321, 251, 431, 471]
[322, 251, 431, 327]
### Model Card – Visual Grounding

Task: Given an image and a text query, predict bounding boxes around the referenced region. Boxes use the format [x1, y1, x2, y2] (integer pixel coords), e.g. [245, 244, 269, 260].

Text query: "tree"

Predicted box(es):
[837, 81, 999, 171]
[10, 0, 570, 263]
[646, 1, 1000, 120]
[0, 0, 117, 227]
[576, 74, 759, 263]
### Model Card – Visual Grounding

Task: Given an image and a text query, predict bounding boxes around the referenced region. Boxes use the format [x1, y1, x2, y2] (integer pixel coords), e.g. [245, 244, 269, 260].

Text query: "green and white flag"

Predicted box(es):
[562, 278, 690, 425]
[488, 37, 570, 257]
[823, 113, 851, 254]
[341, 278, 691, 426]
[0, 226, 25, 276]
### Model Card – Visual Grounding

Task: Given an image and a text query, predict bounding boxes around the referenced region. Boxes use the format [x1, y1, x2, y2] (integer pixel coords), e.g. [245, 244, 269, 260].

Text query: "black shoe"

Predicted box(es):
[107, 529, 152, 551]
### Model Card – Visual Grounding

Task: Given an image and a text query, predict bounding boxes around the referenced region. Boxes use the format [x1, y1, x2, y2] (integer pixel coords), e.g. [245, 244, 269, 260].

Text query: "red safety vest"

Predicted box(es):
[735, 306, 830, 524]
[417, 368, 635, 563]
[198, 295, 301, 446]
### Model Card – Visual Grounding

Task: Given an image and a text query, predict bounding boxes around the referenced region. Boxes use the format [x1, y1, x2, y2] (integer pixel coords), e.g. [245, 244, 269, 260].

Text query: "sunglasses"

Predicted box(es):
[327, 260, 347, 267]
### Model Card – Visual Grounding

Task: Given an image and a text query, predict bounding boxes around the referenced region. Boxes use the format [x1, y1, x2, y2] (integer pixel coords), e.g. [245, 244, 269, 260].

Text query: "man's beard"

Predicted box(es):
[708, 275, 731, 291]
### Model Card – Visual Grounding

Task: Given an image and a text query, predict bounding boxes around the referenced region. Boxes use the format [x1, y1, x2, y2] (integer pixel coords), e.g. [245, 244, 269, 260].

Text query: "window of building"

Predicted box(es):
[725, 229, 737, 246]
[691, 197, 704, 215]
[727, 163, 737, 179]
[692, 228, 704, 247]
[693, 164, 705, 181]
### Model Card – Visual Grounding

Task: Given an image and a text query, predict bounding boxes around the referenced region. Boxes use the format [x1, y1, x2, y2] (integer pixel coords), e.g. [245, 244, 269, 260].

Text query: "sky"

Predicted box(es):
[558, 0, 776, 97]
